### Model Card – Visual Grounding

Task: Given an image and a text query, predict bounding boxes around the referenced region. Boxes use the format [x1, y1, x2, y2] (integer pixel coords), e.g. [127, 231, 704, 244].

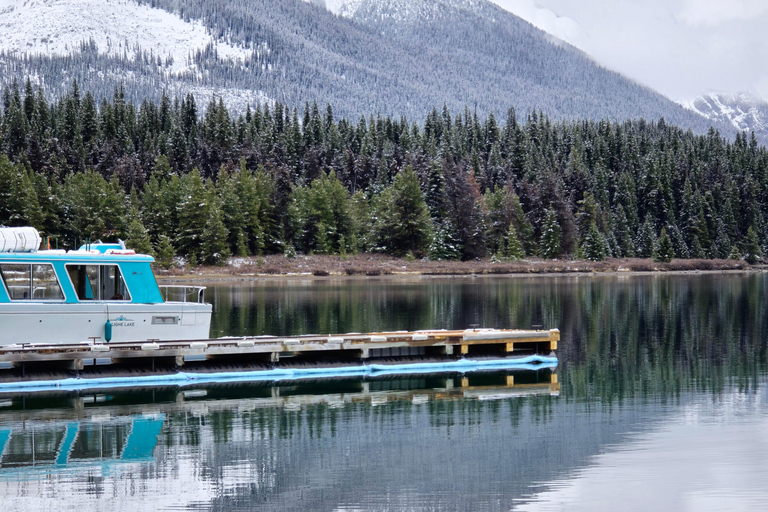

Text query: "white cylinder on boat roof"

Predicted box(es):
[0, 226, 41, 253]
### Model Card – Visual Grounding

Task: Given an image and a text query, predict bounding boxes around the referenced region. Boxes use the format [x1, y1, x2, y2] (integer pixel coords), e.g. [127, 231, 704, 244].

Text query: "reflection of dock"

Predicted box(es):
[0, 370, 559, 424]
[0, 371, 557, 477]
[0, 328, 559, 374]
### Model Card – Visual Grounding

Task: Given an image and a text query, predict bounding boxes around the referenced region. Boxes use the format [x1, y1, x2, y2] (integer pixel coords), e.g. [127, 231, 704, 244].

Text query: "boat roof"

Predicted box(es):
[0, 250, 155, 264]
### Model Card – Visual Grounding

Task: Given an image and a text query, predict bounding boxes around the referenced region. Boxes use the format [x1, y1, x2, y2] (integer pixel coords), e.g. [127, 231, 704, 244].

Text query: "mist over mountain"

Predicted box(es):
[0, 0, 734, 134]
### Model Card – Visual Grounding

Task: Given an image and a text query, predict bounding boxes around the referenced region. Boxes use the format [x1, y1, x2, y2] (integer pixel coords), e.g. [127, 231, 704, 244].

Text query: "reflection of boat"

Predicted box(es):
[0, 414, 164, 477]
[0, 227, 211, 345]
[0, 370, 556, 484]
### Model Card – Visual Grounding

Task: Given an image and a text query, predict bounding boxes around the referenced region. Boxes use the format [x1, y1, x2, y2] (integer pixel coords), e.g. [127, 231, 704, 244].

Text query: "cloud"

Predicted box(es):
[675, 0, 768, 27]
[493, 0, 581, 43]
[490, 0, 768, 101]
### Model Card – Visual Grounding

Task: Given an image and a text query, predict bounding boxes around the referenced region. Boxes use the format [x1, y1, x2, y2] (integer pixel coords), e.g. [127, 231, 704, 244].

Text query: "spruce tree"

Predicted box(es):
[539, 209, 562, 259]
[176, 168, 208, 261]
[201, 193, 231, 266]
[155, 234, 176, 269]
[636, 215, 656, 258]
[429, 220, 462, 261]
[580, 222, 608, 261]
[375, 166, 433, 257]
[653, 228, 674, 263]
[504, 224, 525, 260]
[511, 193, 535, 255]
[744, 226, 763, 264]
[124, 202, 154, 256]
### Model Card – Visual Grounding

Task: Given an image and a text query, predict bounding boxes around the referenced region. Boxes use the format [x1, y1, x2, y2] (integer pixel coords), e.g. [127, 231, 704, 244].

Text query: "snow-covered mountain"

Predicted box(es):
[0, 0, 737, 135]
[683, 93, 768, 144]
[0, 0, 252, 73]
[0, 0, 269, 109]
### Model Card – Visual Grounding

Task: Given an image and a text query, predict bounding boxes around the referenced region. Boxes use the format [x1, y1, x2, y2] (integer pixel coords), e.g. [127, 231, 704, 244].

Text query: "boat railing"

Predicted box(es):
[159, 285, 207, 304]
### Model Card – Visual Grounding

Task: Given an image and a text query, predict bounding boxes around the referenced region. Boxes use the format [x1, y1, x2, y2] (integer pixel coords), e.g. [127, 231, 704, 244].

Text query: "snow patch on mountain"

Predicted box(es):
[682, 92, 768, 144]
[326, 0, 492, 23]
[0, 0, 254, 74]
[682, 93, 768, 132]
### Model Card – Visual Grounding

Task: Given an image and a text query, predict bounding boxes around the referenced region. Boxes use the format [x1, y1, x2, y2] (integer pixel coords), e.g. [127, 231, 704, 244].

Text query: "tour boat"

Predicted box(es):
[0, 227, 212, 346]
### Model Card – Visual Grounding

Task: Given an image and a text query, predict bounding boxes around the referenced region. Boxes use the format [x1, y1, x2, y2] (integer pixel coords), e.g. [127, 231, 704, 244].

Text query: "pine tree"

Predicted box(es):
[636, 215, 656, 258]
[176, 168, 209, 261]
[504, 224, 525, 260]
[613, 204, 634, 257]
[539, 209, 562, 259]
[289, 170, 351, 255]
[124, 201, 154, 256]
[155, 234, 176, 269]
[743, 226, 763, 264]
[511, 193, 535, 255]
[201, 191, 230, 266]
[580, 222, 608, 261]
[429, 220, 462, 261]
[653, 228, 674, 263]
[375, 166, 433, 257]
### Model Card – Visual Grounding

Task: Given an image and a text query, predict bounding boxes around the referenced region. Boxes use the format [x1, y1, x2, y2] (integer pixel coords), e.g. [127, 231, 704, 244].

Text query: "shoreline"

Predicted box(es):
[154, 254, 765, 284]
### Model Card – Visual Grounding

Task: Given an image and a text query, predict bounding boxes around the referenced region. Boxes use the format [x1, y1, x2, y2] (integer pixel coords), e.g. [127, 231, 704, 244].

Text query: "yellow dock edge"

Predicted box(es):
[0, 327, 559, 369]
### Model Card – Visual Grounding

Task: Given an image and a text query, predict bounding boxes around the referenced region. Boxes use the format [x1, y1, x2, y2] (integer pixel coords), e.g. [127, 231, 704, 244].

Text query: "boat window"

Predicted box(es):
[66, 264, 131, 301]
[0, 263, 65, 300]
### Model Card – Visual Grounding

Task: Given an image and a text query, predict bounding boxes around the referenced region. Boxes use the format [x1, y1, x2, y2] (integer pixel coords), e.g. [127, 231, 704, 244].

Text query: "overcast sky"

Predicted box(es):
[489, 0, 768, 102]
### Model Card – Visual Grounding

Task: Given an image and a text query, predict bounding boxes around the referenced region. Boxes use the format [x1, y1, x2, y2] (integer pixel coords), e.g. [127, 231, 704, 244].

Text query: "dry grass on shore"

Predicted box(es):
[154, 254, 754, 280]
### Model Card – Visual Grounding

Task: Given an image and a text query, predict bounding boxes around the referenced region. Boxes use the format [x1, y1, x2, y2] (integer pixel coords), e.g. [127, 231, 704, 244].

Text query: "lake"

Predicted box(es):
[1, 273, 767, 511]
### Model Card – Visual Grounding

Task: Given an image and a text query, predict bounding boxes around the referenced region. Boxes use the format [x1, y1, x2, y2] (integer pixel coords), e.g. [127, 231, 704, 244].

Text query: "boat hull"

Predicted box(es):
[0, 302, 212, 345]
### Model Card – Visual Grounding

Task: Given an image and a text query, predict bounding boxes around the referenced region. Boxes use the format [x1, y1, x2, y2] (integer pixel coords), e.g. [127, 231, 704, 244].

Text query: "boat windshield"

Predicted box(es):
[0, 263, 65, 300]
[66, 264, 131, 301]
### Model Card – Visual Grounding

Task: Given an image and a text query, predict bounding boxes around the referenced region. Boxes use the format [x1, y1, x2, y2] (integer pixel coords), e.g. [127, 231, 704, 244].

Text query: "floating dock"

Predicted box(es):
[0, 328, 559, 374]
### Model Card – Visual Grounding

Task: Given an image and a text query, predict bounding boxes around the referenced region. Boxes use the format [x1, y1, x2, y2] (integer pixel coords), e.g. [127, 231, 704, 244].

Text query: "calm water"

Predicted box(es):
[2, 273, 768, 511]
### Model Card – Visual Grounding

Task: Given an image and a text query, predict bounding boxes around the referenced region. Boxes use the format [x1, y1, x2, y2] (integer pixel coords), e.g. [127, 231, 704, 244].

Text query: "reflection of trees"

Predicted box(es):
[560, 274, 768, 403]
[210, 274, 768, 404]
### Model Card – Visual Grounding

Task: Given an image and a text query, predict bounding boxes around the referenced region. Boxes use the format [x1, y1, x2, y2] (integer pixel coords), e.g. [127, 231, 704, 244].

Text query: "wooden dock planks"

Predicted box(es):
[0, 328, 559, 370]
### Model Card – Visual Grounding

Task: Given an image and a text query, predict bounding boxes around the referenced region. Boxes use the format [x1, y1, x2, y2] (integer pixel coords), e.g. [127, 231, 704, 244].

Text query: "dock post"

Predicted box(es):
[549, 329, 560, 351]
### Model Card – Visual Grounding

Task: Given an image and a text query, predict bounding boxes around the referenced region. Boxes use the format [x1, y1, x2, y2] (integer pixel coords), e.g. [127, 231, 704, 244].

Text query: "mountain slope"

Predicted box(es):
[0, 0, 734, 134]
[0, 0, 252, 72]
[683, 93, 768, 145]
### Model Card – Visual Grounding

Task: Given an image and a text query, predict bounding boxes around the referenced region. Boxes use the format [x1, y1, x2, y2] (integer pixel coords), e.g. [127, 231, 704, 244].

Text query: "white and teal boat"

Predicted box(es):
[0, 227, 211, 345]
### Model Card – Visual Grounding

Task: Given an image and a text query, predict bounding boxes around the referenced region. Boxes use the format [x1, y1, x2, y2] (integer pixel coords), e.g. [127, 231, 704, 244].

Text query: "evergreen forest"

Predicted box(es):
[0, 79, 766, 266]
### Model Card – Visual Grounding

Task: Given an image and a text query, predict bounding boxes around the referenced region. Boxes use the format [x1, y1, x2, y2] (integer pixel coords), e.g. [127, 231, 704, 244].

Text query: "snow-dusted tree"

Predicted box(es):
[744, 226, 763, 264]
[375, 166, 432, 257]
[580, 222, 608, 261]
[429, 220, 462, 261]
[539, 209, 562, 259]
[201, 188, 230, 266]
[653, 228, 674, 263]
[504, 224, 525, 260]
